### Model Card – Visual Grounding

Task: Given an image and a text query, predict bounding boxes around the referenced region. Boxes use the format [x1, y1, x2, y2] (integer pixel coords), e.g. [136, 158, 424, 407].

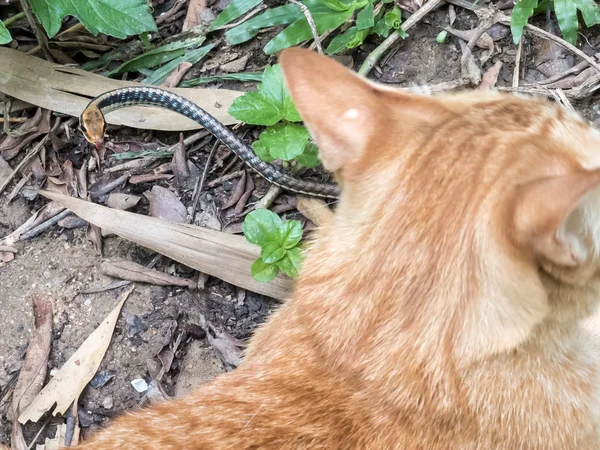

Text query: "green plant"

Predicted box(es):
[228, 64, 321, 168]
[326, 2, 406, 54]
[1, 0, 156, 45]
[243, 209, 304, 282]
[212, 0, 384, 55]
[511, 0, 600, 45]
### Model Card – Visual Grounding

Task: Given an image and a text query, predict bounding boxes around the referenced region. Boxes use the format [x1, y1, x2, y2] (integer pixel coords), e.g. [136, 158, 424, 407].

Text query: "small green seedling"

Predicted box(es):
[436, 30, 448, 43]
[511, 0, 600, 45]
[243, 209, 304, 282]
[326, 3, 407, 54]
[228, 64, 321, 168]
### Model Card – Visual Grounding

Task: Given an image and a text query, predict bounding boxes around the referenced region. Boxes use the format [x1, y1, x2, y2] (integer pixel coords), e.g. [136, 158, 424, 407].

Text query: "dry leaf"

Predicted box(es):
[146, 185, 187, 223]
[18, 286, 133, 424]
[106, 193, 141, 210]
[296, 196, 334, 227]
[479, 61, 503, 90]
[162, 62, 193, 88]
[182, 0, 207, 31]
[10, 294, 52, 450]
[10, 294, 53, 419]
[234, 173, 254, 215]
[86, 223, 103, 255]
[222, 170, 247, 209]
[36, 190, 292, 300]
[100, 259, 196, 289]
[0, 47, 241, 133]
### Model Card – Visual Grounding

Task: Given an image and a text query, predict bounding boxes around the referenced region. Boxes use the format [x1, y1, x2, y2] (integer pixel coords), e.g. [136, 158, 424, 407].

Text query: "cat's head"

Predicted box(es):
[280, 48, 600, 356]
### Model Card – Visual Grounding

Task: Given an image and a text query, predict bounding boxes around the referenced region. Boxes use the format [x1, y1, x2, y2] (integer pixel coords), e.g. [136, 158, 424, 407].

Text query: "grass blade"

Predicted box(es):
[210, 0, 263, 30]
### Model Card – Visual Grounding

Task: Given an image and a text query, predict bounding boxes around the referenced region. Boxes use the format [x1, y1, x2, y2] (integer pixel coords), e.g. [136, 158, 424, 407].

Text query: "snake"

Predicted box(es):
[79, 86, 340, 199]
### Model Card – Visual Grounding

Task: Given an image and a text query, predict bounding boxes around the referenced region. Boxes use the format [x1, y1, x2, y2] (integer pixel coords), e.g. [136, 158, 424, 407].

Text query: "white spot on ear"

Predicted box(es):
[343, 108, 360, 120]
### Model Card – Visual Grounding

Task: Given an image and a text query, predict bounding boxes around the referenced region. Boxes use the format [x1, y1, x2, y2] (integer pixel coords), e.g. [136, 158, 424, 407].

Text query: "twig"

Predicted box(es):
[206, 170, 244, 188]
[288, 0, 323, 55]
[253, 185, 282, 211]
[359, 0, 444, 76]
[3, 12, 25, 27]
[0, 117, 28, 123]
[0, 135, 48, 196]
[220, 4, 268, 30]
[513, 37, 523, 88]
[18, 0, 53, 62]
[20, 209, 71, 240]
[444, 0, 600, 75]
[191, 140, 219, 218]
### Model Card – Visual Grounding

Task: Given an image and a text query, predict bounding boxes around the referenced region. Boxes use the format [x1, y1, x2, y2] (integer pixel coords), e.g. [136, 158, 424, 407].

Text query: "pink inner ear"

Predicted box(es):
[513, 169, 600, 267]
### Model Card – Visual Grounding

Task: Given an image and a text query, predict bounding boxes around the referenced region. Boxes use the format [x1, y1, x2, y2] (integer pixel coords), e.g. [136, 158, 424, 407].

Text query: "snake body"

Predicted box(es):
[79, 86, 340, 199]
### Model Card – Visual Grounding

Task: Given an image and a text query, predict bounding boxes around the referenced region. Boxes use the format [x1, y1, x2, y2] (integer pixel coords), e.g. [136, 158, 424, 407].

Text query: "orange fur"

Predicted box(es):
[17, 49, 600, 449]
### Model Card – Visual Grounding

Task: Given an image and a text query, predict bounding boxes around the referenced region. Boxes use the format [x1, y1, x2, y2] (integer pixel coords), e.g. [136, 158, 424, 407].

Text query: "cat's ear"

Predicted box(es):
[512, 169, 600, 266]
[279, 48, 440, 173]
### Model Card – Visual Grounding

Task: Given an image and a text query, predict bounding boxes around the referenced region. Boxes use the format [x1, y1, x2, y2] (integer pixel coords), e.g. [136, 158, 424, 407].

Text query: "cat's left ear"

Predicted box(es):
[512, 168, 600, 266]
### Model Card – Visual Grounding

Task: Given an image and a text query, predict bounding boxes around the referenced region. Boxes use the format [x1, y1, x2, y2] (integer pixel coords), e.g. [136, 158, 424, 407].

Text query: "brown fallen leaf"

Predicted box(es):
[18, 285, 133, 424]
[146, 185, 187, 224]
[201, 316, 242, 369]
[162, 62, 194, 88]
[0, 47, 241, 133]
[106, 193, 141, 211]
[222, 170, 247, 209]
[234, 173, 255, 215]
[296, 196, 334, 227]
[36, 190, 292, 300]
[86, 223, 103, 255]
[10, 294, 53, 450]
[479, 61, 503, 90]
[182, 0, 207, 31]
[100, 259, 197, 289]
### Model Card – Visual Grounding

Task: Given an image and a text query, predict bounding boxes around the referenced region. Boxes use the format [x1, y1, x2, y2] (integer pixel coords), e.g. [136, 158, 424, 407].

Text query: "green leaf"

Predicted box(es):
[256, 123, 310, 161]
[251, 258, 280, 282]
[573, 0, 600, 27]
[280, 220, 303, 249]
[259, 65, 288, 106]
[436, 30, 448, 43]
[211, 0, 263, 30]
[276, 247, 303, 278]
[109, 37, 205, 76]
[0, 21, 11, 45]
[347, 28, 370, 48]
[143, 44, 214, 86]
[554, 0, 579, 44]
[264, 8, 354, 54]
[321, 0, 356, 12]
[243, 209, 282, 245]
[326, 27, 359, 54]
[251, 139, 275, 162]
[179, 72, 264, 87]
[29, 0, 157, 39]
[510, 0, 539, 44]
[295, 142, 321, 168]
[356, 3, 374, 30]
[228, 64, 299, 125]
[373, 18, 390, 37]
[225, 4, 304, 45]
[229, 91, 283, 126]
[261, 241, 286, 263]
[385, 6, 402, 29]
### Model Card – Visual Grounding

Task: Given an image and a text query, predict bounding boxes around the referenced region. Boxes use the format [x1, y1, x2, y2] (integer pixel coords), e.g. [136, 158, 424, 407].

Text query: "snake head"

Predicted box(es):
[79, 104, 106, 150]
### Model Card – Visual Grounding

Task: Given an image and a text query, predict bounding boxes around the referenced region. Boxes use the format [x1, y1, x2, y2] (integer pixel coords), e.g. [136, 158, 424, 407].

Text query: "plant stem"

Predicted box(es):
[3, 12, 25, 27]
[18, 0, 53, 62]
[358, 0, 443, 76]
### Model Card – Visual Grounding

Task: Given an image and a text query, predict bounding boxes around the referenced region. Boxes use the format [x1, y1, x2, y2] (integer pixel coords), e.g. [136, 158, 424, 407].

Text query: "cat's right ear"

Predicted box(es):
[279, 48, 439, 174]
[512, 168, 600, 267]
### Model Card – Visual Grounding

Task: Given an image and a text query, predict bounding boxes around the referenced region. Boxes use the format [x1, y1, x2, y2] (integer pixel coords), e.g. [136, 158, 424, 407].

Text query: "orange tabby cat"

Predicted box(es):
[17, 48, 600, 449]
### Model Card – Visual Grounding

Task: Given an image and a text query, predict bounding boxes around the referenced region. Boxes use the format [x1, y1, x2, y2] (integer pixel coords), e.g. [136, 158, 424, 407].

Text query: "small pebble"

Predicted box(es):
[102, 396, 113, 409]
[131, 378, 148, 393]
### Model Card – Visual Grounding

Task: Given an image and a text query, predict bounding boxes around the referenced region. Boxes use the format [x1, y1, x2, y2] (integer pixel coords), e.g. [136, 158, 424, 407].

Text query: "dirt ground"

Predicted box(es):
[2, 1, 600, 446]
